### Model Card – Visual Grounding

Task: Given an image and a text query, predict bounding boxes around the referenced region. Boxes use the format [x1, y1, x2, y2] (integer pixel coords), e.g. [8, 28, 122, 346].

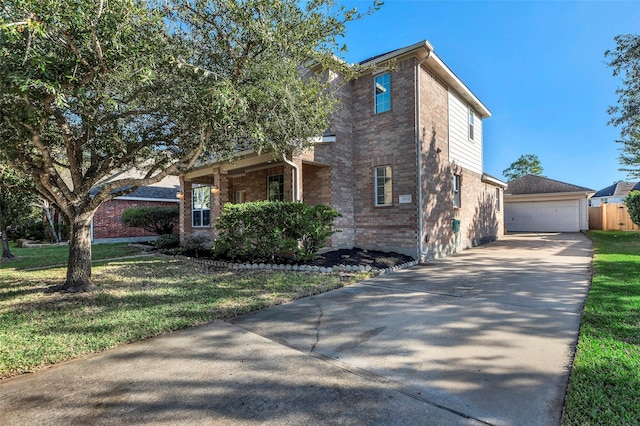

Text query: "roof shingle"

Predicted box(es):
[505, 175, 593, 195]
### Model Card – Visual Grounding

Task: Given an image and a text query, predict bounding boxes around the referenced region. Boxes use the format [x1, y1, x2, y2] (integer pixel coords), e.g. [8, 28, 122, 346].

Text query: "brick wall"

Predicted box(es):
[92, 199, 178, 240]
[351, 58, 419, 257]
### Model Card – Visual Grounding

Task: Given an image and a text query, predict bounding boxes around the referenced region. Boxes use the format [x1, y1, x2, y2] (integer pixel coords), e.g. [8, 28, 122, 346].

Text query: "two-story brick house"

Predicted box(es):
[177, 40, 506, 261]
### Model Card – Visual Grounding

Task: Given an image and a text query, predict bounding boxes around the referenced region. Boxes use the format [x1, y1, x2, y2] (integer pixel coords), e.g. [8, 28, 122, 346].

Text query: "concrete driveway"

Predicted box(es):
[0, 233, 592, 425]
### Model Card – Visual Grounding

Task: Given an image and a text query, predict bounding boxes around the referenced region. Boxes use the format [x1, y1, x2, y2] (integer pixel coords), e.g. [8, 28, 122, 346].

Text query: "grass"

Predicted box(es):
[0, 242, 146, 270]
[562, 231, 640, 425]
[0, 247, 366, 379]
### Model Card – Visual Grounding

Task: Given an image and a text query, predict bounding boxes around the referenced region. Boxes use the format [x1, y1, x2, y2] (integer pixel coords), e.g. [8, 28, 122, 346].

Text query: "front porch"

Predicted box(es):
[178, 151, 331, 244]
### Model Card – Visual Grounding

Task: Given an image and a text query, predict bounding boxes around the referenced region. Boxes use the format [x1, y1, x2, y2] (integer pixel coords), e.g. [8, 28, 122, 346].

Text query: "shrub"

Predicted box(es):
[625, 190, 640, 226]
[214, 201, 340, 262]
[183, 235, 210, 257]
[156, 234, 180, 250]
[122, 206, 179, 235]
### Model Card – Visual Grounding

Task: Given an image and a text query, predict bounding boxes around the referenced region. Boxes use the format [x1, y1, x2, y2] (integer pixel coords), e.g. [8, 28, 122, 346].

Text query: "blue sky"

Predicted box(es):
[336, 0, 640, 191]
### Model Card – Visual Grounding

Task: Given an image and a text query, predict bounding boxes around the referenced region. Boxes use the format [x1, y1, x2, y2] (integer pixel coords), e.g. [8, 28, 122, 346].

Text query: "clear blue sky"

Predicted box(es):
[336, 0, 640, 190]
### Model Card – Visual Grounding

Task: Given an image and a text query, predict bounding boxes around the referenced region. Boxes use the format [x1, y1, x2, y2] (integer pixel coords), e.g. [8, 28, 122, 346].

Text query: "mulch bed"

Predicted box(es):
[305, 248, 415, 270]
[165, 246, 415, 270]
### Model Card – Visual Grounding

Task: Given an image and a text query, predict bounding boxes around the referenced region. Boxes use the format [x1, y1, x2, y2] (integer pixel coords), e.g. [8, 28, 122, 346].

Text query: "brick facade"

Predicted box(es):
[92, 199, 178, 240]
[178, 41, 505, 260]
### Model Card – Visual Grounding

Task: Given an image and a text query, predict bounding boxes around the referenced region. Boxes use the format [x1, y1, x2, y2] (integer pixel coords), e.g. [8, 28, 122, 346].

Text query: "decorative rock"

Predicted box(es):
[365, 265, 372, 272]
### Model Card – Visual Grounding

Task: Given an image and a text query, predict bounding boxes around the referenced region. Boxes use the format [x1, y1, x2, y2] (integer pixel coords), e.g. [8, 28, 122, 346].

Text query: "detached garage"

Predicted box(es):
[504, 175, 594, 232]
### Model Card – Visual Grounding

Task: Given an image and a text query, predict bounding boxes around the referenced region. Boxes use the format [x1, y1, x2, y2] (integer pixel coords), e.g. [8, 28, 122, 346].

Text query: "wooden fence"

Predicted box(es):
[589, 203, 640, 231]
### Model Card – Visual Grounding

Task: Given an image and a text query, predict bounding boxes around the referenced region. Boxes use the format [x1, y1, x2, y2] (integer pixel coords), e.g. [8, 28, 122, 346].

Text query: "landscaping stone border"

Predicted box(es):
[173, 255, 419, 275]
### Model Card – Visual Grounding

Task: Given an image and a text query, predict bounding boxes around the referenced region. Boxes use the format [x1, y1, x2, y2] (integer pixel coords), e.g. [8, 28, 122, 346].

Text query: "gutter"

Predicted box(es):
[416, 50, 432, 258]
[282, 153, 302, 202]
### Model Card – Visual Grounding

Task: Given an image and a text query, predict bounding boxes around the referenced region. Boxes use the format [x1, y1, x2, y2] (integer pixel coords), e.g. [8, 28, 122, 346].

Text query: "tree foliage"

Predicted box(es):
[606, 34, 640, 178]
[503, 154, 544, 181]
[625, 190, 640, 227]
[122, 206, 179, 235]
[0, 0, 378, 290]
[0, 165, 40, 258]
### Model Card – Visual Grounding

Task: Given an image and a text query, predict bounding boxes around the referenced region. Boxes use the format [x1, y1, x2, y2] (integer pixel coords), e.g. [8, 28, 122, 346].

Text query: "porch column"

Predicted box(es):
[212, 170, 229, 239]
[180, 178, 193, 245]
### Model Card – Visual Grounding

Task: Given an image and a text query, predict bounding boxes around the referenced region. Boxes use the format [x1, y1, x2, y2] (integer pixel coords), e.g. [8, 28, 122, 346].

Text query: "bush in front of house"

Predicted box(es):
[625, 190, 640, 226]
[213, 201, 340, 262]
[122, 206, 179, 235]
[156, 234, 180, 250]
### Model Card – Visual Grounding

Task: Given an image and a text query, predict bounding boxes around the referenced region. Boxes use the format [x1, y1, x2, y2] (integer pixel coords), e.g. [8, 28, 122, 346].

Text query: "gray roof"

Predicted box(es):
[90, 184, 180, 201]
[123, 185, 180, 200]
[505, 175, 593, 195]
[592, 181, 640, 198]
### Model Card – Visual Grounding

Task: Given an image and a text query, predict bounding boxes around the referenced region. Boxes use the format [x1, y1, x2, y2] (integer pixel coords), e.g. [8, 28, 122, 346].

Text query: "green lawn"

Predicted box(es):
[1, 242, 146, 270]
[0, 246, 365, 379]
[562, 231, 640, 425]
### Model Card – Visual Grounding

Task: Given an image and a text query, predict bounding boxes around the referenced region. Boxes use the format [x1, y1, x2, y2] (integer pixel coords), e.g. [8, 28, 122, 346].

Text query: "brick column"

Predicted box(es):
[180, 178, 193, 244]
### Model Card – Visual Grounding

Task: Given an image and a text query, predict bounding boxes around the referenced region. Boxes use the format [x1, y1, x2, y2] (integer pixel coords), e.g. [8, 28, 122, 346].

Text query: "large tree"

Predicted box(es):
[606, 34, 640, 178]
[503, 154, 544, 181]
[0, 0, 377, 291]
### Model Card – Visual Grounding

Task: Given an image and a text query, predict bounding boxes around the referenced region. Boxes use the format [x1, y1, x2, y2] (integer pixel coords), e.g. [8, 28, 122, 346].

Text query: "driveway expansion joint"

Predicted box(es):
[229, 321, 493, 426]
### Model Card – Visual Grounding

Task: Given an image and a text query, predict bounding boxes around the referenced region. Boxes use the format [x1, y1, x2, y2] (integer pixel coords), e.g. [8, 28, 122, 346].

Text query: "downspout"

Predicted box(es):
[282, 153, 301, 202]
[416, 51, 431, 259]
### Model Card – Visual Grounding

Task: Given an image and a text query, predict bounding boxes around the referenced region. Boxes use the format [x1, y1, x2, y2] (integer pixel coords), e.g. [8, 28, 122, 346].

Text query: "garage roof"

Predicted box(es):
[506, 175, 593, 195]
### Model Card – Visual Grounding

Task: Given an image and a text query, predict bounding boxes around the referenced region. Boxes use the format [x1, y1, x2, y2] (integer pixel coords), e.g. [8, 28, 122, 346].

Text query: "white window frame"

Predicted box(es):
[374, 73, 391, 114]
[495, 188, 500, 211]
[468, 109, 475, 141]
[192, 185, 211, 227]
[453, 174, 461, 208]
[235, 190, 246, 204]
[267, 174, 284, 201]
[375, 165, 393, 206]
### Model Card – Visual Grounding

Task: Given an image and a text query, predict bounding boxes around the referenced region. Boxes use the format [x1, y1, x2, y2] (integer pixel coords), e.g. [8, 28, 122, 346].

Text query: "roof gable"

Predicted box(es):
[505, 175, 593, 195]
[592, 181, 640, 198]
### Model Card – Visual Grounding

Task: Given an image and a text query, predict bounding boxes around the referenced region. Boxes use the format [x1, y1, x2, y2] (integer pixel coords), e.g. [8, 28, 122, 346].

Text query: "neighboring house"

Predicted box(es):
[178, 40, 506, 260]
[589, 181, 640, 207]
[91, 176, 180, 243]
[504, 175, 594, 232]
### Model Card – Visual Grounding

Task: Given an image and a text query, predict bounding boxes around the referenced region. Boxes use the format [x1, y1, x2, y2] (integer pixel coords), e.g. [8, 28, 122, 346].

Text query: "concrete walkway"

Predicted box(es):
[0, 233, 592, 425]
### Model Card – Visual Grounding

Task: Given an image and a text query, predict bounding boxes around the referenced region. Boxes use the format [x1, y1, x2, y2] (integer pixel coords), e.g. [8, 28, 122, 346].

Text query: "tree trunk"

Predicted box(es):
[43, 202, 61, 243]
[1, 227, 14, 259]
[63, 215, 94, 291]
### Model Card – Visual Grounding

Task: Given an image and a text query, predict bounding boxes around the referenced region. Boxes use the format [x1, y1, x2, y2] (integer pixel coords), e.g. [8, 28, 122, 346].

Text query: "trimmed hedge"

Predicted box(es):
[214, 201, 340, 262]
[122, 206, 179, 235]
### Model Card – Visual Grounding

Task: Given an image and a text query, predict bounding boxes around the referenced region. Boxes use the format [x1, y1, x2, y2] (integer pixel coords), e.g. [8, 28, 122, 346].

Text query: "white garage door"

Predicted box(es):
[505, 200, 580, 232]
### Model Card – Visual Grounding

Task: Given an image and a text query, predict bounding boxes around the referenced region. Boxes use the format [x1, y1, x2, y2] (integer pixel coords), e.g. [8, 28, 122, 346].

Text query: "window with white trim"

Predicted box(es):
[495, 188, 500, 211]
[192, 185, 211, 227]
[468, 109, 475, 141]
[453, 174, 461, 208]
[375, 165, 392, 206]
[374, 73, 391, 114]
[235, 190, 246, 203]
[267, 174, 284, 201]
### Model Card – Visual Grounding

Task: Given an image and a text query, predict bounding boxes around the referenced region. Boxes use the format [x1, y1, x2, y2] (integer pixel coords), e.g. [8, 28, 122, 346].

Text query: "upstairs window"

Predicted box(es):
[453, 174, 461, 208]
[374, 73, 391, 114]
[375, 165, 393, 206]
[267, 174, 284, 201]
[192, 186, 211, 227]
[469, 109, 475, 140]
